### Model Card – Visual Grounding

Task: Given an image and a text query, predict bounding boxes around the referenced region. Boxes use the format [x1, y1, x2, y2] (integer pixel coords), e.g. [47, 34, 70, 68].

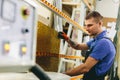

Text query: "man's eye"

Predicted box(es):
[85, 24, 93, 27]
[88, 24, 93, 27]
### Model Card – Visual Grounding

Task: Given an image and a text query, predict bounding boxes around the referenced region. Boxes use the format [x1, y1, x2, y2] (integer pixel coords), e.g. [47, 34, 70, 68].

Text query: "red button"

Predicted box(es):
[23, 9, 30, 15]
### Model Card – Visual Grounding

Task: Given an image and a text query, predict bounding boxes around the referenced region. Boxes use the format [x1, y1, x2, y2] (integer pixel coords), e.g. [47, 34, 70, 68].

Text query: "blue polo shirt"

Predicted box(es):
[87, 30, 116, 76]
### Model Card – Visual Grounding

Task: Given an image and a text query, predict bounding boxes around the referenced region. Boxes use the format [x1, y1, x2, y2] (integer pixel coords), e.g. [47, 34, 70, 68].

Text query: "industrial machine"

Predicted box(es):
[0, 0, 71, 80]
[0, 0, 37, 72]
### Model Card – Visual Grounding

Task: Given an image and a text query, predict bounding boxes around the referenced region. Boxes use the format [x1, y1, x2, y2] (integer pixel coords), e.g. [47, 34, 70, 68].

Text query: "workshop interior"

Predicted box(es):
[0, 0, 120, 80]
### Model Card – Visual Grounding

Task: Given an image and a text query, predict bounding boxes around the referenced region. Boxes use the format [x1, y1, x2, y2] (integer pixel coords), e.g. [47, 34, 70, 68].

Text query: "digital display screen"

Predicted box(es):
[1, 0, 16, 22]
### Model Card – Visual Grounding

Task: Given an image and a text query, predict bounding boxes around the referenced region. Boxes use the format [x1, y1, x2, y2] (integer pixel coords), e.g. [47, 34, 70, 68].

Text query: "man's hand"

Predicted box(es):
[58, 32, 69, 40]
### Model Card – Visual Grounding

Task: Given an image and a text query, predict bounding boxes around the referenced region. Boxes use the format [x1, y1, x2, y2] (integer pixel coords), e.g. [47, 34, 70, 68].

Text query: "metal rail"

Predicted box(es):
[36, 0, 89, 34]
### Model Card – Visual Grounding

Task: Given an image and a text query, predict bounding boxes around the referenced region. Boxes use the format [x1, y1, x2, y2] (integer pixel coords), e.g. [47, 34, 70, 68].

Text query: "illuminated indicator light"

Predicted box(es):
[4, 43, 10, 52]
[21, 46, 27, 54]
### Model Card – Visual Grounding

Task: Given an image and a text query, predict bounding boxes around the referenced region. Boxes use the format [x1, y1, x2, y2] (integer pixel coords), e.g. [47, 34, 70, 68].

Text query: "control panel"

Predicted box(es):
[0, 0, 37, 72]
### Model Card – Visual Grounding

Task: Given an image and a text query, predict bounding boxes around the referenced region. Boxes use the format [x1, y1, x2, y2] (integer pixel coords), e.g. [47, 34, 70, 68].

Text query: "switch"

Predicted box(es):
[21, 28, 29, 34]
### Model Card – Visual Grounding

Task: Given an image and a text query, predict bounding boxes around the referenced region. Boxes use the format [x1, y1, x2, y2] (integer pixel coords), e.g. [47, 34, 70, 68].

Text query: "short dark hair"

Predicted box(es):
[85, 11, 103, 23]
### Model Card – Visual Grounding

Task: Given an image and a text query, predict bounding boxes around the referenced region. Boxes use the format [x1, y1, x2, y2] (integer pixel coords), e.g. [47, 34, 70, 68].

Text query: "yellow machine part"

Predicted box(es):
[36, 21, 60, 72]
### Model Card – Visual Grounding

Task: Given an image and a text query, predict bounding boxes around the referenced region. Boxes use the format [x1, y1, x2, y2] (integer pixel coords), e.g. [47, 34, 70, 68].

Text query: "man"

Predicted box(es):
[58, 11, 116, 80]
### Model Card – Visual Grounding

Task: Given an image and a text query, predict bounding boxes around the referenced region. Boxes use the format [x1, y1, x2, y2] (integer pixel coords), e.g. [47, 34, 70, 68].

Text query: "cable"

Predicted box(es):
[30, 64, 51, 80]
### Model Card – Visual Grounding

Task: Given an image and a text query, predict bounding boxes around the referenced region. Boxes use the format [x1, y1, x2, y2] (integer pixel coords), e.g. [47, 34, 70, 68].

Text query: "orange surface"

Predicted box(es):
[70, 74, 83, 80]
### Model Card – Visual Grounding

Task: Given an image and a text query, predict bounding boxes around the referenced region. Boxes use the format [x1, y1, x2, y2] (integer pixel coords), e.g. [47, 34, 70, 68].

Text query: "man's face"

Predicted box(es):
[84, 18, 102, 36]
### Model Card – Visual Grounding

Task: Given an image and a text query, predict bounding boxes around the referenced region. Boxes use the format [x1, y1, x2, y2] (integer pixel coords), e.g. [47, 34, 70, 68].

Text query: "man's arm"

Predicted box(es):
[66, 39, 89, 50]
[64, 56, 98, 76]
[58, 32, 89, 50]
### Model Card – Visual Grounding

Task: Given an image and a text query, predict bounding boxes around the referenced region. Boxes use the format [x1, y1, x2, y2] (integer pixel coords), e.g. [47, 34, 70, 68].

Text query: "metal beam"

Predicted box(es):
[36, 0, 89, 34]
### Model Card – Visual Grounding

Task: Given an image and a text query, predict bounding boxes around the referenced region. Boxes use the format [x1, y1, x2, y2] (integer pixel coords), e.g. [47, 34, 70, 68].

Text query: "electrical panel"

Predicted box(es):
[0, 0, 37, 72]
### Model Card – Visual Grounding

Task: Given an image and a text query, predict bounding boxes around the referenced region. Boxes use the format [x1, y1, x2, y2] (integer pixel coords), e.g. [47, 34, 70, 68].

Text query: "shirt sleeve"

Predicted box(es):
[87, 39, 94, 48]
[90, 40, 110, 61]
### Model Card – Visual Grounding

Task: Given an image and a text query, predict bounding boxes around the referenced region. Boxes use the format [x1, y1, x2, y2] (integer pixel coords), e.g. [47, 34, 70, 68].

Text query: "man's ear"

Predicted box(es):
[99, 21, 103, 26]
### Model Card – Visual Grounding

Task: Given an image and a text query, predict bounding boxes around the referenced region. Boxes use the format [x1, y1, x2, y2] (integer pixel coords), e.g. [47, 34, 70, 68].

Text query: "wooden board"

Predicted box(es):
[103, 17, 116, 28]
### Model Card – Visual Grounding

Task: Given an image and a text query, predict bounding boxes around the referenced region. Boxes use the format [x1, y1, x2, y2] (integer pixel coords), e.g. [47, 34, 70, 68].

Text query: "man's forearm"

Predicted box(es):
[66, 38, 89, 50]
[65, 63, 88, 76]
[66, 39, 79, 49]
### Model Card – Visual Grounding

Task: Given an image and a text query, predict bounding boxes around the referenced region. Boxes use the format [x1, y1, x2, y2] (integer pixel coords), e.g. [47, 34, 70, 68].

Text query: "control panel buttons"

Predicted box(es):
[21, 28, 29, 34]
[21, 6, 30, 19]
[21, 46, 27, 54]
[22, 8, 30, 16]
[0, 0, 36, 67]
[3, 42, 10, 53]
[20, 44, 27, 56]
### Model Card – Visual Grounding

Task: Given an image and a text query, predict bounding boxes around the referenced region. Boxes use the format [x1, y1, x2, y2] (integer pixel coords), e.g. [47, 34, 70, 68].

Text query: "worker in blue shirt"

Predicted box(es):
[58, 11, 116, 80]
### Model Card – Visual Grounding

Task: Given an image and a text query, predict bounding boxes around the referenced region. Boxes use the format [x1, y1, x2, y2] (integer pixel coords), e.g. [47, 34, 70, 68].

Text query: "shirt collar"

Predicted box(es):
[94, 30, 107, 40]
